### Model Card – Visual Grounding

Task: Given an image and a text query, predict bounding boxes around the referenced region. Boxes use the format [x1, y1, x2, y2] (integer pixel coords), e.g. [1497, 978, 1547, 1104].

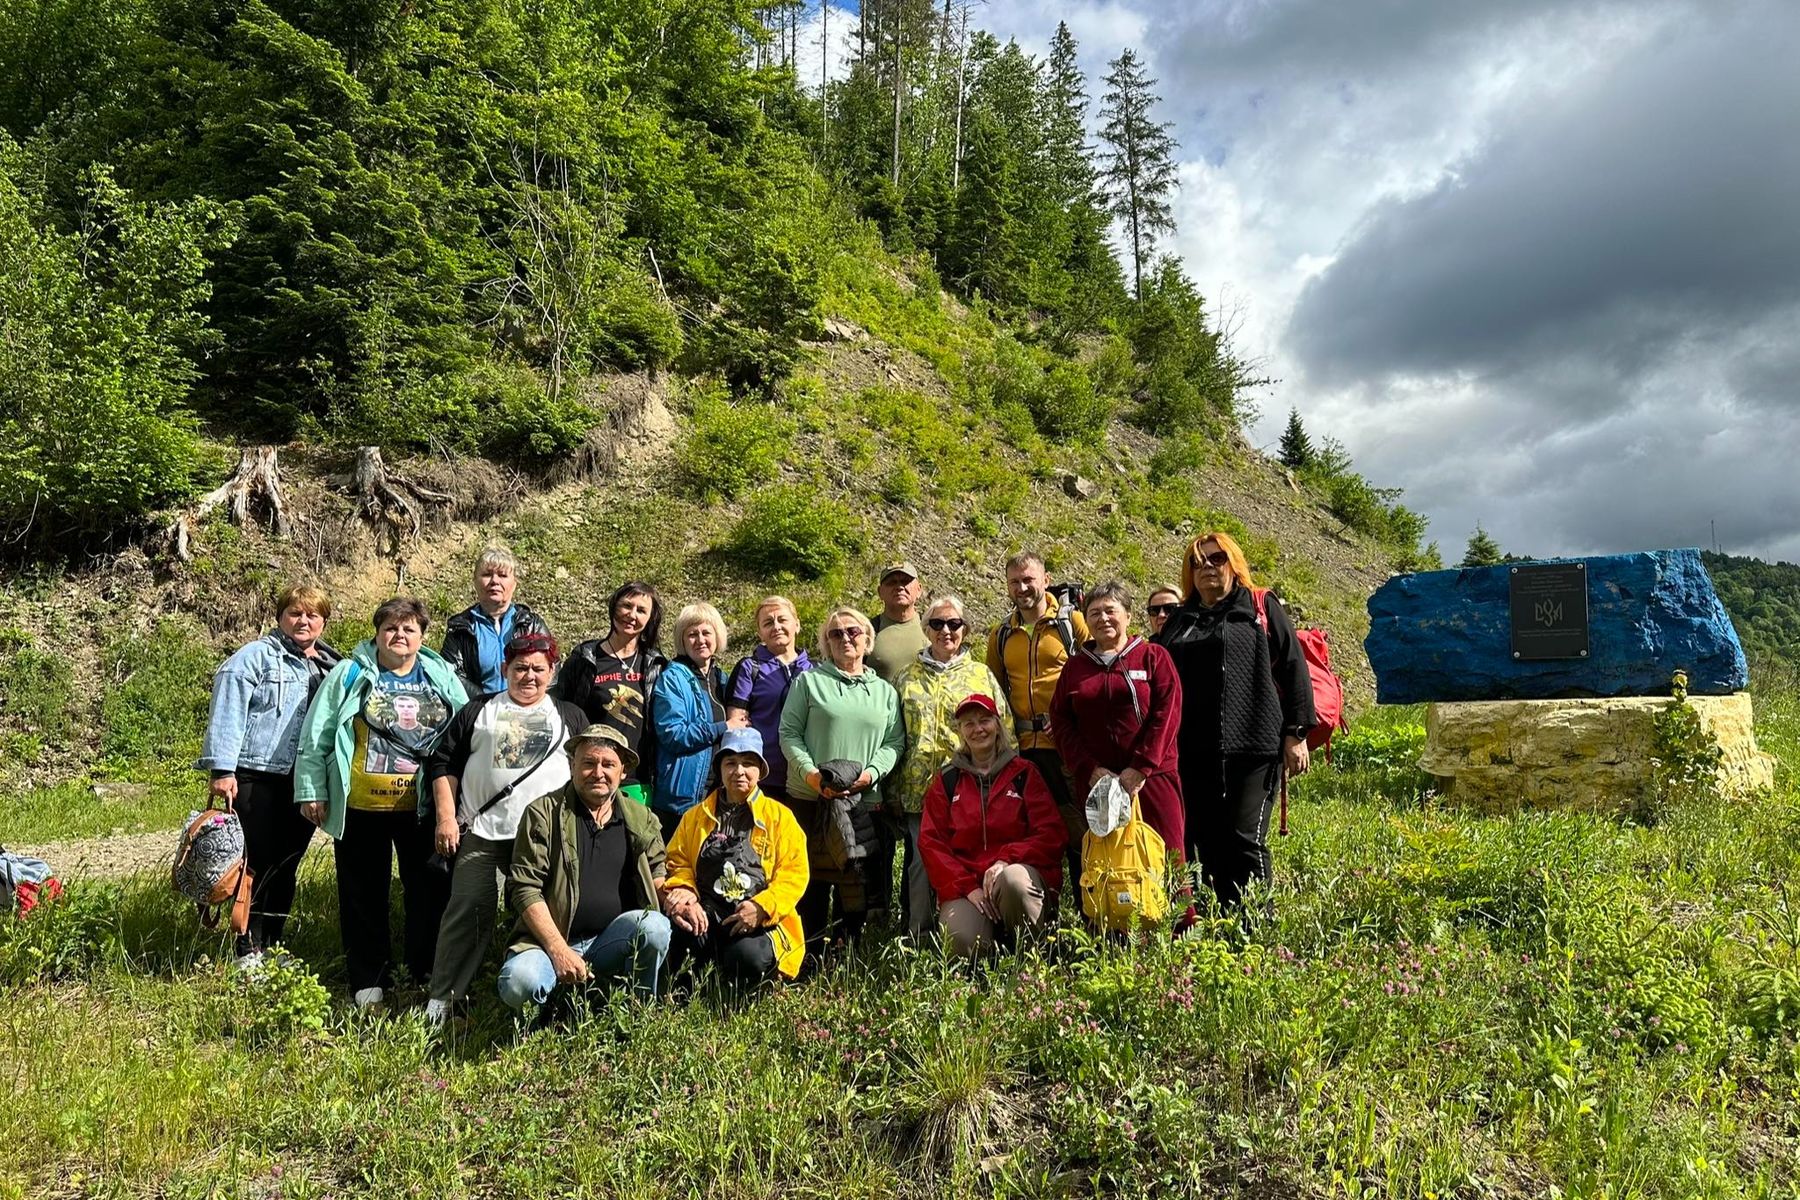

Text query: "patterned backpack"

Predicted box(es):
[172, 804, 254, 934]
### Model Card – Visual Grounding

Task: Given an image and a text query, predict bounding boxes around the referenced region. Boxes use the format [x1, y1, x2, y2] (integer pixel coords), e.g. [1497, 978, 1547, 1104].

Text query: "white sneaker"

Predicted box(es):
[352, 987, 385, 1009]
[233, 950, 266, 975]
[422, 998, 451, 1028]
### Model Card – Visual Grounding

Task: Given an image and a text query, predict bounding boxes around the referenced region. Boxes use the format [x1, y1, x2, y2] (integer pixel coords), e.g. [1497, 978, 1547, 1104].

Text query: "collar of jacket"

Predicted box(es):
[752, 645, 810, 671]
[814, 659, 875, 687]
[447, 601, 527, 635]
[347, 640, 463, 691]
[270, 630, 343, 668]
[692, 787, 775, 832]
[557, 780, 662, 846]
[1079, 635, 1143, 667]
[950, 746, 1020, 780]
[914, 647, 968, 674]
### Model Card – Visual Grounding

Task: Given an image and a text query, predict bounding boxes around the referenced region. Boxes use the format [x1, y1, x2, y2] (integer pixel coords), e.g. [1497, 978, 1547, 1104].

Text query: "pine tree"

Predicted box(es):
[1040, 22, 1091, 207]
[1279, 408, 1314, 469]
[1460, 526, 1506, 568]
[1097, 48, 1178, 301]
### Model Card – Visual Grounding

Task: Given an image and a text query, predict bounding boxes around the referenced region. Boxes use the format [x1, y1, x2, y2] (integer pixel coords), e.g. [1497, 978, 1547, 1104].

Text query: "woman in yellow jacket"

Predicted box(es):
[661, 727, 810, 988]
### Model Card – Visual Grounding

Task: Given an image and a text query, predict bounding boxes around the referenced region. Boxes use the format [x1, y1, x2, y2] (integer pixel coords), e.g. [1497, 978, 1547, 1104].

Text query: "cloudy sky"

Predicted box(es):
[805, 0, 1800, 563]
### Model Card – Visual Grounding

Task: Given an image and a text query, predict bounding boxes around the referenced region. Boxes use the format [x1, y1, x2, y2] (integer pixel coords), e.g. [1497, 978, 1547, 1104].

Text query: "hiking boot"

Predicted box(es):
[422, 998, 452, 1029]
[352, 986, 385, 1009]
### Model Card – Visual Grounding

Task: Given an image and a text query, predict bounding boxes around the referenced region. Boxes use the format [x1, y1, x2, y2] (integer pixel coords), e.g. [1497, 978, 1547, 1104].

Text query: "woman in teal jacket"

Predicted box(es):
[295, 596, 468, 1008]
[650, 602, 742, 838]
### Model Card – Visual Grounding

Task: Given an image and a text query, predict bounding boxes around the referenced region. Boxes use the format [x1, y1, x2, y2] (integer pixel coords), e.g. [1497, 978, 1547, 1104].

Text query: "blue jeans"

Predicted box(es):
[497, 910, 672, 1011]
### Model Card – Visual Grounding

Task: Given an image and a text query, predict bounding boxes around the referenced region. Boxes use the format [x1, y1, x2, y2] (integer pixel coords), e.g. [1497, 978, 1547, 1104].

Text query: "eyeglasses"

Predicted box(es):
[1192, 550, 1232, 569]
[1147, 604, 1178, 617]
[926, 618, 966, 632]
[826, 627, 866, 642]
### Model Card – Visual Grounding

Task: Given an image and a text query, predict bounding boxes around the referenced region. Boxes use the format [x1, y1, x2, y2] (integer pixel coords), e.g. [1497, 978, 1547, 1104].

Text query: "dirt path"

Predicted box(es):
[16, 828, 328, 881]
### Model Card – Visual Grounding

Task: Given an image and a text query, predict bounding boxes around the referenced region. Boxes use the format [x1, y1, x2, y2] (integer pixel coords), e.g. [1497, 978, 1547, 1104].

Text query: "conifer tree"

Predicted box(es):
[1097, 48, 1178, 301]
[1279, 408, 1315, 469]
[1040, 22, 1091, 207]
[1460, 526, 1506, 568]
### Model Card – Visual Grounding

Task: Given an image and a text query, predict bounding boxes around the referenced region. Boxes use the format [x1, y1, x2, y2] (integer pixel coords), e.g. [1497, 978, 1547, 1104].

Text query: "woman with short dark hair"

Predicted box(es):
[1050, 581, 1184, 860]
[295, 596, 468, 1007]
[197, 583, 341, 970]
[555, 582, 668, 799]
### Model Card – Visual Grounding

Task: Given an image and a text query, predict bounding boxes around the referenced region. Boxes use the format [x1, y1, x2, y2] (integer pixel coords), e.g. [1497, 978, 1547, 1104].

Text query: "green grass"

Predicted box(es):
[5, 702, 1800, 1195]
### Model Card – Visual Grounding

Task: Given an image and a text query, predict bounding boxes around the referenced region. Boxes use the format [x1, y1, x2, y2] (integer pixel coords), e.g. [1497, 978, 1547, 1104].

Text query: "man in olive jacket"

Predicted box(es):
[498, 723, 672, 1013]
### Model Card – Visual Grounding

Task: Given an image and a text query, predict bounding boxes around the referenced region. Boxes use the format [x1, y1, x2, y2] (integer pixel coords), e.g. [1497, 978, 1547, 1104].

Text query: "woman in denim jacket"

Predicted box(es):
[196, 584, 341, 969]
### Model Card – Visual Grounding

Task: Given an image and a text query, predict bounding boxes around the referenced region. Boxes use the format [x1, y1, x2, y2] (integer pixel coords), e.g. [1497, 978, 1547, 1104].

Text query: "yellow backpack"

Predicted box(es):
[1078, 796, 1169, 932]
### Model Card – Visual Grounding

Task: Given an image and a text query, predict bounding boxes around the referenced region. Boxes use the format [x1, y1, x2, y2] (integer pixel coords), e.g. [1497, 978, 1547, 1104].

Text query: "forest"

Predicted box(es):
[0, 0, 1430, 563]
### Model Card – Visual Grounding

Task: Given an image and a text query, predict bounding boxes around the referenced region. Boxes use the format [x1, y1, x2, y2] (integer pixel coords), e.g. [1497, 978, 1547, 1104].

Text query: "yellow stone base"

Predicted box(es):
[1420, 694, 1775, 813]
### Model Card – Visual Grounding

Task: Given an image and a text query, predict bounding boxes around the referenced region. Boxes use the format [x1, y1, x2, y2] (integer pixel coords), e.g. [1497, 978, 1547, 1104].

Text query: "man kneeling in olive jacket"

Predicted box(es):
[499, 723, 672, 1014]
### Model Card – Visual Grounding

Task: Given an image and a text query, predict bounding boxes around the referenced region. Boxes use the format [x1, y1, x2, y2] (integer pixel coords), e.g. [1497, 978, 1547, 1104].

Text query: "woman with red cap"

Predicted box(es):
[420, 632, 587, 1025]
[917, 693, 1068, 958]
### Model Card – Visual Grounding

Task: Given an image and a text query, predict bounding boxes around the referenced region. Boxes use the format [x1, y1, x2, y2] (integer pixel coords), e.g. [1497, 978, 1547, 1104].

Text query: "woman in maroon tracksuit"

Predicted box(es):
[1049, 581, 1184, 857]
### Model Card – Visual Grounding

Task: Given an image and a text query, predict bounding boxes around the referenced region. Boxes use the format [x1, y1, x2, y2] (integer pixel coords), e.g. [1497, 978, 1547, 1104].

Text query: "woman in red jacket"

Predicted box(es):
[918, 695, 1068, 958]
[1050, 581, 1185, 857]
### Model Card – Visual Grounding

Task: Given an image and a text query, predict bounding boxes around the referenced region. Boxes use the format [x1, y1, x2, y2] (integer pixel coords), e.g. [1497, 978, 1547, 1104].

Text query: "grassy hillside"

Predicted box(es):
[0, 243, 1399, 847]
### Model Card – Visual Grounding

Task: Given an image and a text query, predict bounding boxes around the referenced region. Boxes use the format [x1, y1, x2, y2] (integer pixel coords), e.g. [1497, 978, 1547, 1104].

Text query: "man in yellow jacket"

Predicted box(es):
[986, 551, 1089, 877]
[661, 728, 810, 988]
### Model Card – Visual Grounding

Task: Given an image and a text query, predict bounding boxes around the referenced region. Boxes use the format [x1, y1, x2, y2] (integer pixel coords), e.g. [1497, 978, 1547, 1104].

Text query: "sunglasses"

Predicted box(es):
[1147, 603, 1178, 617]
[926, 617, 966, 632]
[1192, 550, 1232, 569]
[826, 627, 866, 642]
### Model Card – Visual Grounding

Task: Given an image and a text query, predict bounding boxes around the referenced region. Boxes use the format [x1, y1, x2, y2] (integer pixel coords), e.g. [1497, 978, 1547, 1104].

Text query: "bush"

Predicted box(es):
[722, 486, 862, 580]
[0, 139, 220, 541]
[676, 382, 794, 501]
[0, 631, 75, 745]
[979, 336, 1110, 444]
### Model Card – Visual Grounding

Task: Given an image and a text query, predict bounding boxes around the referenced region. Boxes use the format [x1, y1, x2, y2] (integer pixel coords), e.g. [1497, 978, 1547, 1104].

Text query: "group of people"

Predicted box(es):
[197, 532, 1316, 1025]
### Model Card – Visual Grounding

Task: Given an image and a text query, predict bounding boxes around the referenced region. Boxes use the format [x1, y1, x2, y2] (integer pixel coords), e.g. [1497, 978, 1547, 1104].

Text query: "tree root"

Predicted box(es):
[330, 447, 452, 569]
[166, 445, 290, 562]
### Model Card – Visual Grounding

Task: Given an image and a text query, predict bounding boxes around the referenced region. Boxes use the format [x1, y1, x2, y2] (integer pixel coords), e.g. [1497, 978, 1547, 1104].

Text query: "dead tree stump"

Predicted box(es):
[167, 445, 290, 561]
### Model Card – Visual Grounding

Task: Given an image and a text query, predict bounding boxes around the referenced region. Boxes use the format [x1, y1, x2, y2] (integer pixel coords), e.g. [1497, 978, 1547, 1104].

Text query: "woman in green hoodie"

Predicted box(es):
[778, 606, 906, 955]
[295, 597, 469, 1008]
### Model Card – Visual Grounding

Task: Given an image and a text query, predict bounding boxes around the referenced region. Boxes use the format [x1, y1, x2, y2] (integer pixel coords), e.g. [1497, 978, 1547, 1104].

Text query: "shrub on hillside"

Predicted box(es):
[100, 618, 215, 770]
[979, 336, 1111, 444]
[0, 139, 221, 542]
[676, 382, 794, 501]
[723, 486, 862, 579]
[323, 359, 594, 464]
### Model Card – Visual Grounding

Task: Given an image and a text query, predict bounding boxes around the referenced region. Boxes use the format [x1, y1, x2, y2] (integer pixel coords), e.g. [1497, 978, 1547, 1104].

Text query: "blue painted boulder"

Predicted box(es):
[1365, 549, 1748, 704]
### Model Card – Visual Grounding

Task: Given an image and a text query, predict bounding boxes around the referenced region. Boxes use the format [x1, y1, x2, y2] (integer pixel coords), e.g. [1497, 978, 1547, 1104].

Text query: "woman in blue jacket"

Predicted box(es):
[650, 602, 746, 839]
[196, 584, 341, 970]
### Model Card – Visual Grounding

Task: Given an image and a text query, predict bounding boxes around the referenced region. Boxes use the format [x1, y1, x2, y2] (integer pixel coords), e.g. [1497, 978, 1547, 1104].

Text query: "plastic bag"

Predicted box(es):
[1085, 774, 1131, 838]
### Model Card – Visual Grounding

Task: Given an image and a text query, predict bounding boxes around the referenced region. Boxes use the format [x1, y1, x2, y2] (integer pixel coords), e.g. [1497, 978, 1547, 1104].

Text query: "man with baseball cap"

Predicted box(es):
[498, 723, 672, 1022]
[866, 559, 927, 925]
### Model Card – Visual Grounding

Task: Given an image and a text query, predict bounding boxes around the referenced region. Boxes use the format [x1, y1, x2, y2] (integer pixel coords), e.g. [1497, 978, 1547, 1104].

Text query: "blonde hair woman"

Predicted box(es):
[724, 596, 812, 800]
[649, 601, 744, 839]
[778, 606, 906, 954]
[440, 545, 552, 696]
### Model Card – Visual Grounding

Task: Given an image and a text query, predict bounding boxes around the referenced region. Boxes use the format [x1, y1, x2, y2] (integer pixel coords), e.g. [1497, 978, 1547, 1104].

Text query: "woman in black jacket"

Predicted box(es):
[1154, 531, 1314, 910]
[439, 546, 552, 697]
[552, 581, 668, 799]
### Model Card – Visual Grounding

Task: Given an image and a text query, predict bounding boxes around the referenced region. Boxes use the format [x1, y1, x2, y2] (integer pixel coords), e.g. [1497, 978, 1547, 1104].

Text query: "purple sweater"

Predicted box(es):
[725, 646, 812, 796]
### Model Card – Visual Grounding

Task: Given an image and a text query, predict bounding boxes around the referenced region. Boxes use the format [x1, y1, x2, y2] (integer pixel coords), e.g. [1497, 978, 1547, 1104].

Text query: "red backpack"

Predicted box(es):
[1252, 588, 1349, 833]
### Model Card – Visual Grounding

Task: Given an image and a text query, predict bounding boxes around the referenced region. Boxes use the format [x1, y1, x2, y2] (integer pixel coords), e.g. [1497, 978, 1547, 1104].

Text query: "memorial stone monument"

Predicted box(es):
[1365, 549, 1773, 811]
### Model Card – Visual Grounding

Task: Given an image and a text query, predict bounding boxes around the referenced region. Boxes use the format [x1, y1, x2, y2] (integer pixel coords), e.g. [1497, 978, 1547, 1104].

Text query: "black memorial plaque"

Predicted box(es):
[1509, 562, 1590, 661]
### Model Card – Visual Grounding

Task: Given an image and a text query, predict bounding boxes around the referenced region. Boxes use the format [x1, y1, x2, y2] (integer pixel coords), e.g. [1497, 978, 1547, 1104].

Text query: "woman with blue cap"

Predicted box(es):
[660, 727, 810, 991]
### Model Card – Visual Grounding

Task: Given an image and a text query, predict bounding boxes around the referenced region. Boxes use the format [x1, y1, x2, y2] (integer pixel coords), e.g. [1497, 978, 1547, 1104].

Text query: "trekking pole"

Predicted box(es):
[1278, 771, 1289, 838]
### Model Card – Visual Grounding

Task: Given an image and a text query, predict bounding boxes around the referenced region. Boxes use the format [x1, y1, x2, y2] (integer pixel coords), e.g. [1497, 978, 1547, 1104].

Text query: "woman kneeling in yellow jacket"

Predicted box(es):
[661, 727, 810, 990]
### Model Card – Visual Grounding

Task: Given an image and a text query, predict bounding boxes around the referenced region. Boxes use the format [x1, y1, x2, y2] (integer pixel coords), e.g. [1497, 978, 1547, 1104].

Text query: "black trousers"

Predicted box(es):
[1022, 747, 1082, 890]
[668, 923, 777, 994]
[786, 793, 868, 956]
[234, 770, 317, 955]
[334, 807, 450, 991]
[1183, 755, 1281, 910]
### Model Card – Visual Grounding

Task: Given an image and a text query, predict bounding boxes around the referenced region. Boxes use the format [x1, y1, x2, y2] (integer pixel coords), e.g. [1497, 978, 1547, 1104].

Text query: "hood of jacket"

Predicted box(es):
[914, 647, 968, 674]
[949, 745, 1020, 780]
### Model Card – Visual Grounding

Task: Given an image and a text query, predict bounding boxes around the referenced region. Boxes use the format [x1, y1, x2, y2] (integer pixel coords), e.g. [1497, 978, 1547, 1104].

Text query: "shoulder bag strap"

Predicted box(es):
[466, 708, 565, 825]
